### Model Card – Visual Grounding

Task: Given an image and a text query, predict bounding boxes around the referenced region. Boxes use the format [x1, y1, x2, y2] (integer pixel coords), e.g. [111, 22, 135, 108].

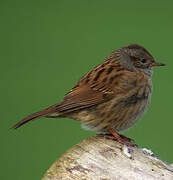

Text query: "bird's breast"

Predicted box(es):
[110, 83, 152, 132]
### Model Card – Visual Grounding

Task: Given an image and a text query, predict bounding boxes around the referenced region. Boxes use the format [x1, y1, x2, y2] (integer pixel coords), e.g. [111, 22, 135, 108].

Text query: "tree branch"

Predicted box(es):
[42, 135, 173, 180]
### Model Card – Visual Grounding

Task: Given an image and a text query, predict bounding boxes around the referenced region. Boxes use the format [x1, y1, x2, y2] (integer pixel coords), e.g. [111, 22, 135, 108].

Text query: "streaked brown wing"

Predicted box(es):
[55, 84, 114, 113]
[55, 68, 138, 114]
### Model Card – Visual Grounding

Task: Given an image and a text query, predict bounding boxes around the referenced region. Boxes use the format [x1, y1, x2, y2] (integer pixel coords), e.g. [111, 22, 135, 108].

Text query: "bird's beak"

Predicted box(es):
[150, 62, 165, 67]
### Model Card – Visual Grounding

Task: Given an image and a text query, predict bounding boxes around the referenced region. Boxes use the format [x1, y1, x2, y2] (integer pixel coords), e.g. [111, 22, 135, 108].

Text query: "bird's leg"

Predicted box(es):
[106, 128, 136, 147]
[99, 133, 133, 142]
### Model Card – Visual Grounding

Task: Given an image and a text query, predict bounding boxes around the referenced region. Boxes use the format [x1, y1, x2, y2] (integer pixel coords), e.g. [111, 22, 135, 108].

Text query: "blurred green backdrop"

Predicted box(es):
[1, 0, 173, 179]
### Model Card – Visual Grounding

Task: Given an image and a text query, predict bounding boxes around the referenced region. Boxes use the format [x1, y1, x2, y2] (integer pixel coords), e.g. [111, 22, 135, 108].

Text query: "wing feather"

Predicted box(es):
[55, 85, 114, 113]
[55, 68, 139, 114]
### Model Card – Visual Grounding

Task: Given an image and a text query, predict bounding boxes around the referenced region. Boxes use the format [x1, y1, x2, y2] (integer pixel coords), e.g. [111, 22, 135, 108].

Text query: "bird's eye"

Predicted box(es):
[141, 58, 147, 63]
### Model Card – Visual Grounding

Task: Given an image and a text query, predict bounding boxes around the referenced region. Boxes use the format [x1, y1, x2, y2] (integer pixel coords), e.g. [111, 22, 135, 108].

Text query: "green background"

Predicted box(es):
[1, 0, 173, 179]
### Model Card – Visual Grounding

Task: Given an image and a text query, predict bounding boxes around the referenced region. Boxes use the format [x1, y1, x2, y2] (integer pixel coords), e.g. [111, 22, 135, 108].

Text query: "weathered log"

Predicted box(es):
[42, 135, 173, 180]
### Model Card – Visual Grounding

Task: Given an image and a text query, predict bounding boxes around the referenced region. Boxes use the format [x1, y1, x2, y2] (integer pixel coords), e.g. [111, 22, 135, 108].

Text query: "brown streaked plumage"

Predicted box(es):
[12, 44, 165, 146]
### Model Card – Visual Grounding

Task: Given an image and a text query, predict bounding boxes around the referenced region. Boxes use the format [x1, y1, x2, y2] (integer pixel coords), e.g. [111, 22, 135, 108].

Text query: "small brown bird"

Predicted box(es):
[12, 44, 165, 146]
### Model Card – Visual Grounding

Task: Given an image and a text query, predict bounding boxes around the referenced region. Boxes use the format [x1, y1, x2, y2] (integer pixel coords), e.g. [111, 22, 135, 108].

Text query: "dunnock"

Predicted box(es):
[12, 44, 165, 146]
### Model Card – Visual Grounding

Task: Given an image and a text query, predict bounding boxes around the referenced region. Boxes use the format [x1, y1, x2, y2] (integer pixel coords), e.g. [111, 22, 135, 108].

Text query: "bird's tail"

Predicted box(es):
[12, 105, 57, 129]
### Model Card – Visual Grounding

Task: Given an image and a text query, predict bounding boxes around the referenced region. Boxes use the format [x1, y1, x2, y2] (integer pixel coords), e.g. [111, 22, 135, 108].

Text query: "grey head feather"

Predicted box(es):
[118, 49, 135, 71]
[118, 45, 153, 78]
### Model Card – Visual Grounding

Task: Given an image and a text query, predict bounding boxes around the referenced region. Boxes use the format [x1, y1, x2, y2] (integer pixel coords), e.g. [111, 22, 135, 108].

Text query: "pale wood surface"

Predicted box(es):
[42, 135, 173, 180]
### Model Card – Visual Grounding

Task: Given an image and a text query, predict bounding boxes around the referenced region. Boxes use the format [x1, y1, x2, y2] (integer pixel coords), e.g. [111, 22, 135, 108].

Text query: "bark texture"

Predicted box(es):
[42, 135, 173, 180]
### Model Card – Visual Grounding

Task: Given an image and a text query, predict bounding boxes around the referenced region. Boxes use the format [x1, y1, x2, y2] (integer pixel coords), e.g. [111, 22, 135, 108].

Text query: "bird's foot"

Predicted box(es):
[119, 134, 134, 143]
[100, 129, 137, 147]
